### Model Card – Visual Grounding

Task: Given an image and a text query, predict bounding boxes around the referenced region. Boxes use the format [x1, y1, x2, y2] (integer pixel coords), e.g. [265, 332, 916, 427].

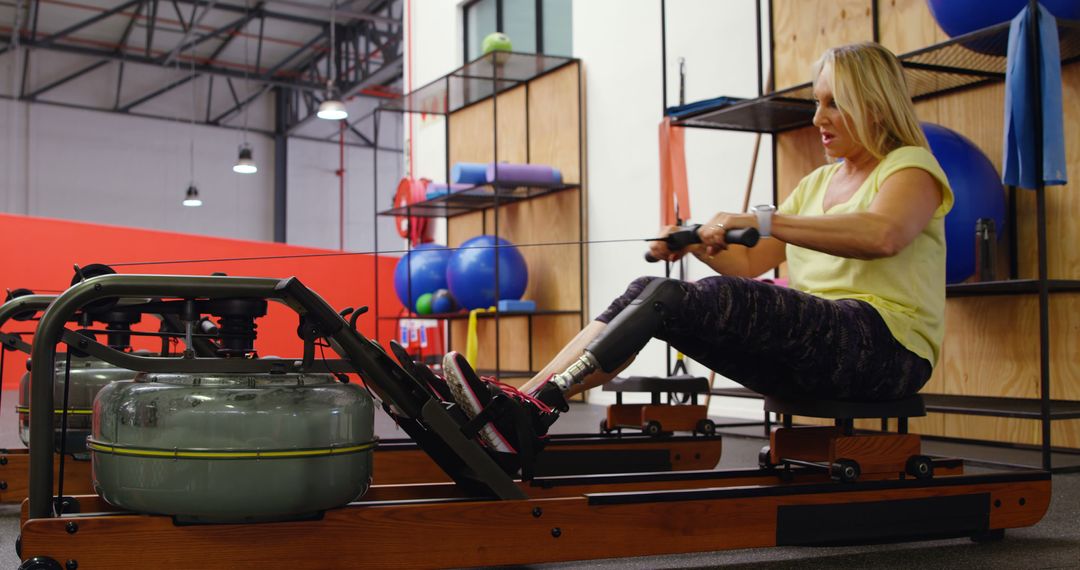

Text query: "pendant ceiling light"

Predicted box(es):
[233, 143, 257, 174]
[183, 185, 203, 207]
[234, 0, 258, 174]
[318, 2, 348, 121]
[182, 36, 202, 206]
[317, 94, 348, 120]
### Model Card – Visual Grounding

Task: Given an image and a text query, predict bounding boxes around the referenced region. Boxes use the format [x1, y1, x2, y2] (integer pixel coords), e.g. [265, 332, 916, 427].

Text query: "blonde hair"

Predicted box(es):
[813, 42, 928, 159]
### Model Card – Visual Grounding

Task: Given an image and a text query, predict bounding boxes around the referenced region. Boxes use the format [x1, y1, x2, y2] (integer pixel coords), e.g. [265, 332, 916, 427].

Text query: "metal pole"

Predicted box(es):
[577, 62, 585, 331]
[660, 0, 667, 113]
[493, 53, 501, 377]
[871, 0, 879, 44]
[339, 119, 346, 251]
[660, 0, 671, 374]
[756, 0, 763, 97]
[373, 109, 380, 341]
[1027, 0, 1051, 470]
[273, 87, 288, 243]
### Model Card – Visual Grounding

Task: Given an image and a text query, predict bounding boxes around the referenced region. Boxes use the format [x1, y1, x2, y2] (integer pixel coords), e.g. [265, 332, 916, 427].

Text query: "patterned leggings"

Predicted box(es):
[596, 276, 932, 401]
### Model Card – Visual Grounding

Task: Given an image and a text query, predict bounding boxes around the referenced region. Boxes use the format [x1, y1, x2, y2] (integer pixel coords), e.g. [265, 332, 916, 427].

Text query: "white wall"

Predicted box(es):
[0, 97, 275, 240]
[407, 0, 775, 418]
[286, 135, 403, 253]
[0, 46, 404, 250]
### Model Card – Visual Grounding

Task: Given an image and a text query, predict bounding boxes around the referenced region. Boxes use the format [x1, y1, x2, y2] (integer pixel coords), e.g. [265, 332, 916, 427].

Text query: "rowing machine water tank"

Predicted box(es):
[18, 355, 138, 454]
[90, 371, 376, 523]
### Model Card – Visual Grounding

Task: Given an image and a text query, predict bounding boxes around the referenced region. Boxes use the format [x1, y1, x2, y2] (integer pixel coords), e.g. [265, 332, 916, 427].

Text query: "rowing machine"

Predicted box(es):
[16, 275, 1049, 569]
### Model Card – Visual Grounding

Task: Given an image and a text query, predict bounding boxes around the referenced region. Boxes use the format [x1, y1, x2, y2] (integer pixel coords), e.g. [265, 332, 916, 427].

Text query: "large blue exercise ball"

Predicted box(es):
[446, 236, 529, 310]
[393, 243, 452, 309]
[923, 123, 1006, 284]
[928, 0, 1080, 39]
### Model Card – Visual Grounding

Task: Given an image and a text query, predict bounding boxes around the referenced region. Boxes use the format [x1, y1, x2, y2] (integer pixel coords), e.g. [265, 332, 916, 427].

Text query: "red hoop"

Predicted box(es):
[393, 177, 432, 244]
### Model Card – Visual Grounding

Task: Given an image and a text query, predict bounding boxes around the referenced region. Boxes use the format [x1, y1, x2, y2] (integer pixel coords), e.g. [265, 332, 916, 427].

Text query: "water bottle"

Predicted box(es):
[975, 218, 996, 282]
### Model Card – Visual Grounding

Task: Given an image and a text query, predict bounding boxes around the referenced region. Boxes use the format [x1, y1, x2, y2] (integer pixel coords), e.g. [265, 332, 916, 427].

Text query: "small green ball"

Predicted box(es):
[482, 32, 513, 55]
[415, 293, 434, 315]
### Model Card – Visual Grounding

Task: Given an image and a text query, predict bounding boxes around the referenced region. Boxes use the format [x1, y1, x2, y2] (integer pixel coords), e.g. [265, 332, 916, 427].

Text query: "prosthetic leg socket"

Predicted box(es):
[550, 278, 685, 392]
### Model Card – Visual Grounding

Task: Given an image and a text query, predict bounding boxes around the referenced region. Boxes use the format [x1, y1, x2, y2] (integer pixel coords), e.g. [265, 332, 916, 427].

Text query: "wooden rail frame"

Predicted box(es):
[18, 464, 1049, 569]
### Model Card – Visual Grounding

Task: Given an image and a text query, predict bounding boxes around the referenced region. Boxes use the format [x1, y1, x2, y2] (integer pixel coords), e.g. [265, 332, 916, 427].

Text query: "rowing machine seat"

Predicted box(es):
[763, 394, 926, 420]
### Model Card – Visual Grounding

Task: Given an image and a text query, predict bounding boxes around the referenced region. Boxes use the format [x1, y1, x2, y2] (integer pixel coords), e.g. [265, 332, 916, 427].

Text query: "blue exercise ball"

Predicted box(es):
[430, 288, 458, 314]
[928, 0, 1080, 39]
[393, 243, 452, 309]
[923, 123, 1006, 284]
[447, 236, 529, 310]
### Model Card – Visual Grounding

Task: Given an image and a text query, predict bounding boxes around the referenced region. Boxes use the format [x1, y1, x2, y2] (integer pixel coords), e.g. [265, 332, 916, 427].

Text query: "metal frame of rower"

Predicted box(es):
[16, 275, 1050, 569]
[0, 290, 724, 506]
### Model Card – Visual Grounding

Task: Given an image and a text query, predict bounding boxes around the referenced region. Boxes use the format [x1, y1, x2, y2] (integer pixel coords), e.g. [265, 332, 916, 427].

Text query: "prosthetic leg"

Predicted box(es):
[543, 225, 757, 397]
[551, 278, 685, 392]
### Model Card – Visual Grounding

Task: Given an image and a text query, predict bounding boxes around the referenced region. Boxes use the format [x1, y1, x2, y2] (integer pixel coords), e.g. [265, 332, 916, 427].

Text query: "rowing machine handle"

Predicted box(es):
[645, 225, 760, 263]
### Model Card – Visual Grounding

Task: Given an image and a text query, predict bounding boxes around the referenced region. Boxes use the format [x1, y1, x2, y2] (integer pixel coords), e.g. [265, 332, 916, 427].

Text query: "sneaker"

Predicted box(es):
[389, 341, 455, 403]
[442, 351, 561, 454]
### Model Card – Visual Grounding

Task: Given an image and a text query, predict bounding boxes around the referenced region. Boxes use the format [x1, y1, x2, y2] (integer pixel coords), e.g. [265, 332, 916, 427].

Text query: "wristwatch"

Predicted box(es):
[752, 204, 776, 238]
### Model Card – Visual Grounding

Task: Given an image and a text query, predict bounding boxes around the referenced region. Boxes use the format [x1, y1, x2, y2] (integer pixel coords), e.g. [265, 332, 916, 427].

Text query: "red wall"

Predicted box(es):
[0, 213, 403, 389]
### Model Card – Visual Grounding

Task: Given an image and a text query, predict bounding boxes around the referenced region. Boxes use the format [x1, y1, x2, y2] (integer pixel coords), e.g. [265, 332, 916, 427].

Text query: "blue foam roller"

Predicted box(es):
[497, 299, 535, 312]
[426, 183, 471, 200]
[451, 163, 488, 185]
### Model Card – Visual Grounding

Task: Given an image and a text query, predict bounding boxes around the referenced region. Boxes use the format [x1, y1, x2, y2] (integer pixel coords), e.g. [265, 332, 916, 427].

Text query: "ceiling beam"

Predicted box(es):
[262, 0, 399, 26]
[0, 36, 330, 92]
[158, 0, 217, 65]
[33, 0, 142, 49]
[25, 59, 111, 99]
[172, 0, 326, 27]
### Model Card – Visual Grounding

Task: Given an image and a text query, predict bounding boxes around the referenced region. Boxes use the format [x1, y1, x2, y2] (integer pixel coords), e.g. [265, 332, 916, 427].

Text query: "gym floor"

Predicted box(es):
[1, 396, 1077, 569]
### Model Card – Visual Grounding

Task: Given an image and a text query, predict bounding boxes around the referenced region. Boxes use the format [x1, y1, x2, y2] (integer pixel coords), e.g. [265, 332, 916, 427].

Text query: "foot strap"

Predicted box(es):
[459, 397, 510, 440]
[458, 394, 542, 481]
[533, 382, 571, 413]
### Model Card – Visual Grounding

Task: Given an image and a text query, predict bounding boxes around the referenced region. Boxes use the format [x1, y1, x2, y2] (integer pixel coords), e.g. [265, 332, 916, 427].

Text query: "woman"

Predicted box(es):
[441, 41, 954, 457]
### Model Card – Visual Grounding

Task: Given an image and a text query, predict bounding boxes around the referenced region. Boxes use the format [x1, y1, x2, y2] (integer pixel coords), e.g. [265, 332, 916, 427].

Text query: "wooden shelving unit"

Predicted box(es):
[374, 52, 586, 385]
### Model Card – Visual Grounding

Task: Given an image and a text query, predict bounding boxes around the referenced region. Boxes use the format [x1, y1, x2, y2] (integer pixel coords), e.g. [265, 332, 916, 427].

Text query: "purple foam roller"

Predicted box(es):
[485, 163, 563, 187]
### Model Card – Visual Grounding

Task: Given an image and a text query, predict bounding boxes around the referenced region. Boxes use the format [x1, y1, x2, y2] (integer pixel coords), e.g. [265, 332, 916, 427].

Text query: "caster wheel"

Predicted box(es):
[71, 263, 118, 312]
[18, 557, 62, 570]
[758, 445, 775, 470]
[599, 419, 611, 434]
[8, 288, 36, 321]
[831, 458, 861, 482]
[644, 421, 663, 437]
[906, 455, 934, 480]
[696, 419, 716, 436]
[15, 534, 21, 558]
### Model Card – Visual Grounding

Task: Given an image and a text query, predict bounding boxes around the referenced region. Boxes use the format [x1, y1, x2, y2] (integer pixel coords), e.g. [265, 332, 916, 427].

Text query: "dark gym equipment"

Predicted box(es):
[0, 290, 724, 506]
[14, 274, 1050, 569]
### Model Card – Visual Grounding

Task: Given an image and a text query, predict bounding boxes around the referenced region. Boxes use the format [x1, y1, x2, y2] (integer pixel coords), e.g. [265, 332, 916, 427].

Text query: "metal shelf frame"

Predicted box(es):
[669, 15, 1080, 134]
[670, 0, 1078, 471]
[371, 51, 586, 381]
[378, 183, 580, 218]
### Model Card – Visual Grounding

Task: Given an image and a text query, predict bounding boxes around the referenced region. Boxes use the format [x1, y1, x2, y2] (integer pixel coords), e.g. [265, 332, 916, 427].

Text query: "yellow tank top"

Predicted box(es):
[778, 146, 955, 366]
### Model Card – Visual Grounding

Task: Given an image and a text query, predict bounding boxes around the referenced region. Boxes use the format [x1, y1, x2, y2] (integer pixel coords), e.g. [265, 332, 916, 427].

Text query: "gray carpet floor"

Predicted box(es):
[1, 400, 1077, 569]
